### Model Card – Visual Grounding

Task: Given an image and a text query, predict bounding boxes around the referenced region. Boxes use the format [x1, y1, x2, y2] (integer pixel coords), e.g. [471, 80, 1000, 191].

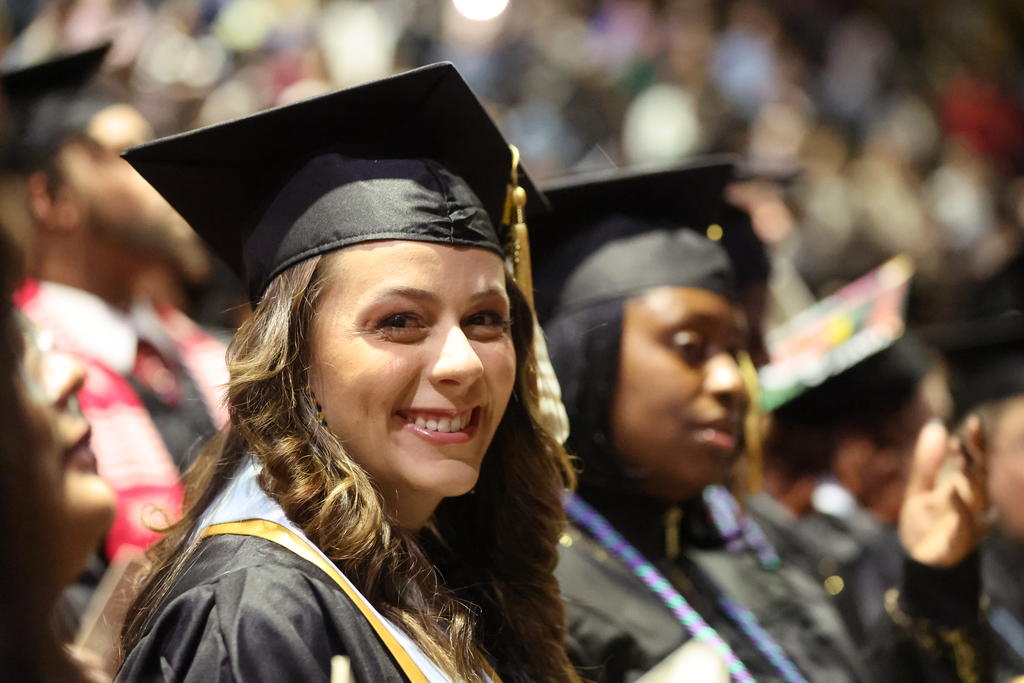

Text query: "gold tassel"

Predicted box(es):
[513, 215, 533, 309]
[736, 350, 764, 499]
[502, 144, 570, 444]
[707, 219, 763, 503]
[665, 505, 683, 560]
[504, 144, 534, 307]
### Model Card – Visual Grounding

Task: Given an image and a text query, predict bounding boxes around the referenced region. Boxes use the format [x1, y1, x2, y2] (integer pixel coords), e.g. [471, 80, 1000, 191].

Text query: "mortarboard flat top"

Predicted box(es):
[530, 156, 736, 259]
[926, 314, 1024, 418]
[1, 43, 109, 101]
[760, 256, 917, 413]
[123, 62, 545, 302]
[530, 157, 739, 320]
[1, 43, 113, 171]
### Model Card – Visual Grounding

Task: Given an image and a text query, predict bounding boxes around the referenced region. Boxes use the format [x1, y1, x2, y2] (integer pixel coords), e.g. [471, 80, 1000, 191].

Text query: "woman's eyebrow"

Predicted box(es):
[368, 287, 440, 305]
[470, 286, 509, 303]
[664, 311, 745, 339]
[665, 311, 720, 328]
[365, 285, 507, 305]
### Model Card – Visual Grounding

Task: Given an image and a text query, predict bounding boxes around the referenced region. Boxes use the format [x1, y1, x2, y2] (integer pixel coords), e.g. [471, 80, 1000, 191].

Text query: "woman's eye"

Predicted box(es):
[377, 313, 427, 342]
[381, 313, 418, 328]
[464, 311, 511, 340]
[671, 331, 706, 364]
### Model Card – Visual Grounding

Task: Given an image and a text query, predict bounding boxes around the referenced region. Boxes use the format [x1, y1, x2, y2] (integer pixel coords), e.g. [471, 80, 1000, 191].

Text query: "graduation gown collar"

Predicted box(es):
[576, 485, 726, 561]
[194, 457, 492, 683]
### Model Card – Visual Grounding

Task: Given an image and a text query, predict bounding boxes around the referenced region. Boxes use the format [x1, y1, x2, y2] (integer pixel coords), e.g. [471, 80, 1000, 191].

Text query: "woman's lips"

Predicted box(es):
[64, 431, 98, 473]
[693, 424, 738, 451]
[397, 407, 479, 445]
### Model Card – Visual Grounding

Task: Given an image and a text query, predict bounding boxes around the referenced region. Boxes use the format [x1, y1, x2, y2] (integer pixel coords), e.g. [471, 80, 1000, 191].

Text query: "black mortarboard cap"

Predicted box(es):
[530, 157, 738, 321]
[1, 43, 115, 172]
[926, 314, 1024, 420]
[967, 252, 1024, 320]
[770, 334, 931, 426]
[717, 202, 770, 289]
[122, 62, 545, 302]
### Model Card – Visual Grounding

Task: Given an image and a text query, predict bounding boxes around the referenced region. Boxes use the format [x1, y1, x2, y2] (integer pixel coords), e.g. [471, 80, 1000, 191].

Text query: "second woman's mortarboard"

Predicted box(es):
[529, 157, 739, 320]
[122, 62, 545, 302]
[1, 43, 115, 172]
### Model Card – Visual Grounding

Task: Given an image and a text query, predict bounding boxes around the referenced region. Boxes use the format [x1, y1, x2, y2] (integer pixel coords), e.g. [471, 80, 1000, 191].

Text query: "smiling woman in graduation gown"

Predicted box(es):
[116, 64, 579, 683]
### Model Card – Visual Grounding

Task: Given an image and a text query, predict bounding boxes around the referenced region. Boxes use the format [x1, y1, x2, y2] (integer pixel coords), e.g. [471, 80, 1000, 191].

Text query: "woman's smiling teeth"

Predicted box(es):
[403, 410, 472, 433]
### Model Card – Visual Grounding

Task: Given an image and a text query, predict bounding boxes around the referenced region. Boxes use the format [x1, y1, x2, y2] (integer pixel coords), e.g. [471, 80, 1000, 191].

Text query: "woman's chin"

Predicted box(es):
[642, 462, 732, 501]
[413, 462, 482, 500]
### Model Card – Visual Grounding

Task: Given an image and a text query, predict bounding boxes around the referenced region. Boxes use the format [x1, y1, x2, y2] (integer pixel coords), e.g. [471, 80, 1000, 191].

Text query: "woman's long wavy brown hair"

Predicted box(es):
[120, 251, 579, 681]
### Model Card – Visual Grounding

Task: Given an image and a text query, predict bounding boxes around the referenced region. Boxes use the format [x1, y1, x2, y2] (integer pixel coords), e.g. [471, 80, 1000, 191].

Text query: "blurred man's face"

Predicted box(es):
[986, 396, 1024, 539]
[87, 102, 153, 151]
[56, 104, 203, 271]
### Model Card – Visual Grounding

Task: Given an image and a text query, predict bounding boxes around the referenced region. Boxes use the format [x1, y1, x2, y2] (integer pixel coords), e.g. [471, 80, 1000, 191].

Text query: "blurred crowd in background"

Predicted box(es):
[3, 0, 1023, 334]
[3, 1, 1024, 679]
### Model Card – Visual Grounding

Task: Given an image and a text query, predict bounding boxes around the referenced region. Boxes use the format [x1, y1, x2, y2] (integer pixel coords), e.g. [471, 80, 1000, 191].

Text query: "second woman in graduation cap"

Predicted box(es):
[533, 162, 866, 682]
[115, 64, 579, 682]
[534, 162, 992, 683]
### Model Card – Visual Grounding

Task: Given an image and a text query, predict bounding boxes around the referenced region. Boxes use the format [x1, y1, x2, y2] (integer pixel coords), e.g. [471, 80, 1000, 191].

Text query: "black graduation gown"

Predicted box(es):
[748, 493, 995, 682]
[688, 542, 865, 679]
[746, 492, 903, 645]
[556, 491, 866, 683]
[984, 533, 1024, 677]
[862, 552, 993, 683]
[120, 534, 411, 682]
[558, 525, 772, 682]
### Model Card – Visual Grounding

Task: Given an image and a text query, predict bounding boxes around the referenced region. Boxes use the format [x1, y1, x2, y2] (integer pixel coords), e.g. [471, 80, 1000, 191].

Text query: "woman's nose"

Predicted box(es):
[430, 326, 485, 387]
[705, 351, 745, 404]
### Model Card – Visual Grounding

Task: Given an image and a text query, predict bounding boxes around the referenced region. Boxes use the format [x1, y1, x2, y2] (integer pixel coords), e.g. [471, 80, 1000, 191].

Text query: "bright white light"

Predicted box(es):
[452, 0, 509, 21]
[622, 84, 701, 164]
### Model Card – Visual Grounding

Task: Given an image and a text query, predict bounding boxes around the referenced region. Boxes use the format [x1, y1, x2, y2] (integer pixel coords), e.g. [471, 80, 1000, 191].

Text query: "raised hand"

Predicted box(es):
[898, 418, 989, 568]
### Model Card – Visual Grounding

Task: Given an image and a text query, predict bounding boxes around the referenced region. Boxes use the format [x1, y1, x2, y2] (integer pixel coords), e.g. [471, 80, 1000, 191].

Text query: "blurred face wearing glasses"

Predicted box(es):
[18, 318, 115, 584]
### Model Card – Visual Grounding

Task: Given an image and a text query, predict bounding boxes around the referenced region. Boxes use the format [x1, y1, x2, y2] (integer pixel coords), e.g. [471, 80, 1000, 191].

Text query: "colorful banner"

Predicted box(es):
[760, 256, 913, 411]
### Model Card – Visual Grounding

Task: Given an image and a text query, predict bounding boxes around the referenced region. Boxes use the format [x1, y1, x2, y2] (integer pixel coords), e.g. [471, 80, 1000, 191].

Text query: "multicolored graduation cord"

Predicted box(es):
[565, 493, 807, 683]
[703, 485, 781, 571]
